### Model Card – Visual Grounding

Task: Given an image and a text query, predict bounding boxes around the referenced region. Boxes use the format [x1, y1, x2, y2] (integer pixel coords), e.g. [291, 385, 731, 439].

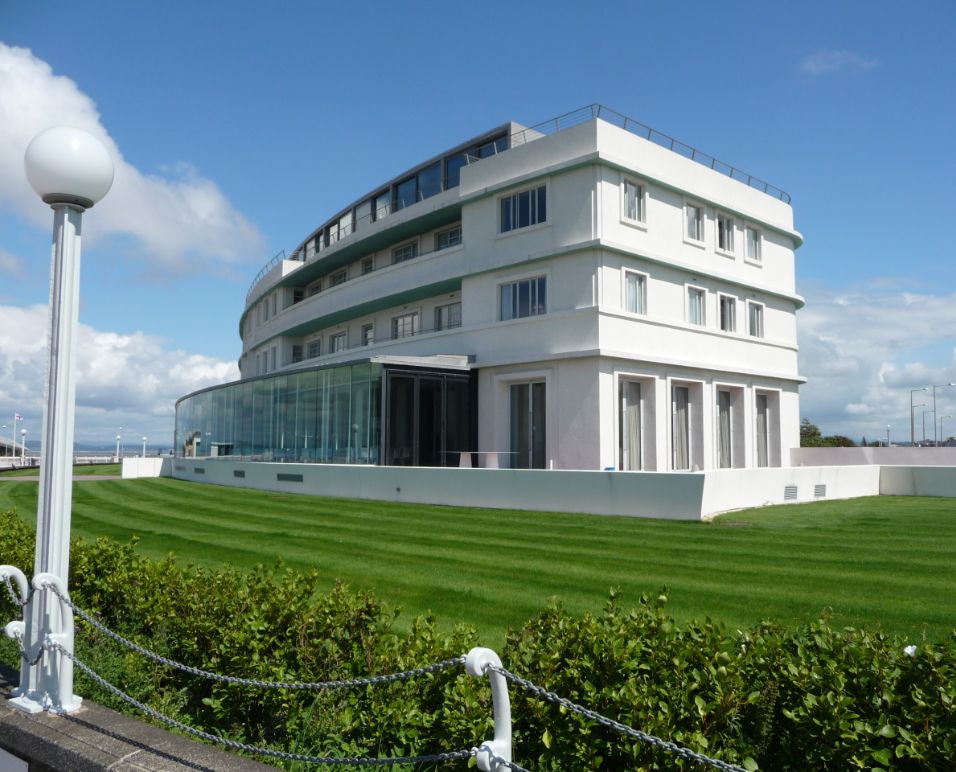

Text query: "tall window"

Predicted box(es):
[330, 331, 347, 353]
[685, 203, 703, 242]
[746, 226, 762, 261]
[719, 295, 737, 332]
[500, 185, 547, 233]
[291, 344, 303, 364]
[619, 380, 642, 470]
[307, 340, 321, 359]
[435, 302, 462, 330]
[624, 271, 646, 315]
[687, 287, 706, 326]
[717, 213, 734, 252]
[435, 224, 462, 250]
[394, 176, 417, 211]
[672, 385, 690, 470]
[717, 389, 732, 468]
[361, 257, 374, 275]
[511, 381, 546, 469]
[329, 268, 347, 287]
[373, 190, 391, 221]
[748, 301, 764, 337]
[392, 312, 419, 339]
[308, 280, 322, 297]
[755, 393, 769, 467]
[623, 180, 644, 223]
[500, 277, 547, 321]
[361, 323, 375, 346]
[392, 242, 418, 264]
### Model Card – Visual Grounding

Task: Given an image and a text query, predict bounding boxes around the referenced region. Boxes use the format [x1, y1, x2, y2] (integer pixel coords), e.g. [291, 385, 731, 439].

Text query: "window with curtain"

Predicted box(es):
[500, 276, 547, 321]
[748, 302, 764, 337]
[719, 295, 736, 332]
[672, 385, 690, 470]
[623, 180, 644, 222]
[625, 272, 646, 315]
[717, 213, 734, 252]
[619, 380, 642, 470]
[685, 204, 703, 241]
[688, 287, 706, 326]
[717, 390, 732, 468]
[756, 393, 769, 467]
[746, 226, 762, 261]
[500, 185, 547, 233]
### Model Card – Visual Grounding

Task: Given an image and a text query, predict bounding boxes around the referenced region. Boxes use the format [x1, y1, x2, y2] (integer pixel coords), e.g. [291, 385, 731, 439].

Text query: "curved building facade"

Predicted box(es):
[176, 105, 804, 471]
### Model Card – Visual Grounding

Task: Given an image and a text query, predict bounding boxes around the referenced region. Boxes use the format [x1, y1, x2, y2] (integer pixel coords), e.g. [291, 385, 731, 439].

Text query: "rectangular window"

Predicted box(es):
[361, 323, 375, 346]
[444, 152, 467, 189]
[355, 200, 371, 229]
[511, 381, 546, 469]
[373, 191, 391, 221]
[307, 340, 321, 359]
[329, 268, 347, 287]
[685, 203, 703, 242]
[717, 389, 732, 469]
[394, 176, 417, 211]
[622, 180, 644, 223]
[435, 225, 462, 251]
[719, 294, 736, 332]
[392, 242, 418, 264]
[419, 162, 442, 200]
[500, 185, 547, 233]
[756, 393, 769, 467]
[292, 288, 304, 304]
[687, 287, 706, 326]
[619, 380, 642, 471]
[717, 213, 734, 253]
[308, 280, 322, 297]
[746, 226, 762, 261]
[338, 212, 352, 240]
[624, 271, 646, 315]
[270, 346, 276, 372]
[391, 312, 420, 338]
[361, 256, 374, 275]
[291, 344, 303, 364]
[499, 276, 547, 321]
[435, 302, 462, 330]
[748, 301, 765, 337]
[330, 331, 347, 352]
[327, 223, 339, 246]
[672, 385, 690, 470]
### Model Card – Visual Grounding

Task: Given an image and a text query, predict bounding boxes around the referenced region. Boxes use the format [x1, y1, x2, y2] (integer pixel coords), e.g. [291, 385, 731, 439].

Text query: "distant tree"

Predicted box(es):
[800, 419, 824, 447]
[822, 435, 857, 447]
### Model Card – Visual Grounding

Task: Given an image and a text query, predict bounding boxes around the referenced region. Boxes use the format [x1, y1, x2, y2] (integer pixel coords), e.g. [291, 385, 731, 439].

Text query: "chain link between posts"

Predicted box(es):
[487, 664, 747, 772]
[45, 582, 464, 690]
[49, 640, 475, 767]
[2, 574, 29, 607]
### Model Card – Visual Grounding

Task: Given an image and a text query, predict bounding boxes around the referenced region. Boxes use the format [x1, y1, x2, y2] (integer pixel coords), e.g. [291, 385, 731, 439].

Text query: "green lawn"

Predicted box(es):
[1, 477, 954, 646]
[0, 462, 120, 477]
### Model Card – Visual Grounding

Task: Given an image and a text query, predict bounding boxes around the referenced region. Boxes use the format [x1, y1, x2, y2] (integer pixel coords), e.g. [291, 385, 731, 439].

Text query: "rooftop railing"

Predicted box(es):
[469, 104, 791, 205]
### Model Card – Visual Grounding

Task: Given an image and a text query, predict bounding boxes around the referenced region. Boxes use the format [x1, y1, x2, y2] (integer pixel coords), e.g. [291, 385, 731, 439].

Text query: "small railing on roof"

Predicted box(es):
[246, 249, 293, 300]
[468, 104, 791, 205]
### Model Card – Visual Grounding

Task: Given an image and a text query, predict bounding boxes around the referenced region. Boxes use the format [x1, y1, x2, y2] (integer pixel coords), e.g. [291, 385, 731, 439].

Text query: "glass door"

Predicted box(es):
[619, 380, 642, 470]
[510, 381, 546, 468]
[717, 389, 732, 468]
[756, 393, 769, 467]
[672, 385, 690, 470]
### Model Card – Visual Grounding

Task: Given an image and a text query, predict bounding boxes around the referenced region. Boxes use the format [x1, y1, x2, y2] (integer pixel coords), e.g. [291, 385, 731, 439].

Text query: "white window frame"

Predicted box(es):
[686, 284, 707, 327]
[498, 182, 548, 235]
[718, 293, 737, 333]
[435, 224, 462, 251]
[361, 256, 374, 275]
[621, 178, 646, 227]
[392, 240, 419, 264]
[745, 224, 763, 264]
[498, 275, 548, 321]
[435, 301, 462, 330]
[361, 322, 375, 346]
[391, 310, 420, 339]
[622, 269, 647, 315]
[747, 300, 765, 338]
[684, 201, 705, 246]
[715, 211, 735, 256]
[329, 331, 347, 353]
[329, 268, 348, 287]
[307, 339, 321, 359]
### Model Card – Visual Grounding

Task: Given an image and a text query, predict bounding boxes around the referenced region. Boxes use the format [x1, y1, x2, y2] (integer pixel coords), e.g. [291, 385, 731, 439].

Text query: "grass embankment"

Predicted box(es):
[1, 477, 953, 645]
[0, 462, 120, 477]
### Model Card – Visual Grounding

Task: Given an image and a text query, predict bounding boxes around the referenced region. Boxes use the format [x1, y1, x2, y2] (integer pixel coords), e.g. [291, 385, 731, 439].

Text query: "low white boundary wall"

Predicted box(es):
[121, 457, 168, 478]
[792, 447, 956, 466]
[879, 466, 956, 497]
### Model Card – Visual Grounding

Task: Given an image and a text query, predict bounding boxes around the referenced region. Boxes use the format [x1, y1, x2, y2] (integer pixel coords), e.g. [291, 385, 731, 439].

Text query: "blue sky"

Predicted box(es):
[1, 1, 955, 446]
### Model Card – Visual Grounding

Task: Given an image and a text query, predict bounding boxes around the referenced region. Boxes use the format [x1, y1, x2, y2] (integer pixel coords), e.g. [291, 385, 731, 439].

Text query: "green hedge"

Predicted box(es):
[2, 508, 954, 770]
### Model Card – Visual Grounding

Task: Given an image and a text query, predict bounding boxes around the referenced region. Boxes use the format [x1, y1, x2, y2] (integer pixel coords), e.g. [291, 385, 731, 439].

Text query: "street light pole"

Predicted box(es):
[940, 415, 952, 445]
[885, 424, 890, 448]
[932, 383, 956, 446]
[115, 434, 121, 462]
[142, 435, 147, 458]
[912, 404, 926, 446]
[910, 387, 928, 446]
[10, 126, 113, 715]
[20, 428, 27, 464]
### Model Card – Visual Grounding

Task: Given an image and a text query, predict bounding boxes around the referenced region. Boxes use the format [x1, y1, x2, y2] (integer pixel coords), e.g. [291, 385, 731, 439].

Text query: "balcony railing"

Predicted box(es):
[467, 104, 791, 205]
[290, 319, 463, 367]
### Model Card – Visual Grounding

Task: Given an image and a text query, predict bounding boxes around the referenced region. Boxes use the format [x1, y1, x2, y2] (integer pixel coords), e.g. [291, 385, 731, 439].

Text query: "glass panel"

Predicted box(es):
[388, 375, 415, 466]
[510, 383, 530, 469]
[672, 385, 690, 470]
[374, 191, 391, 221]
[619, 380, 641, 470]
[445, 378, 472, 466]
[536, 186, 546, 224]
[445, 153, 467, 189]
[500, 196, 512, 233]
[355, 200, 371, 229]
[756, 394, 769, 467]
[418, 162, 442, 199]
[531, 381, 546, 469]
[394, 177, 417, 211]
[718, 390, 732, 468]
[517, 190, 531, 228]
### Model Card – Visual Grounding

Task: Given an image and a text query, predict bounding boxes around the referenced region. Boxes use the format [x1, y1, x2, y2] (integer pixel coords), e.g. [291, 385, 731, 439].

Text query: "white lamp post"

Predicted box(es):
[11, 126, 113, 715]
[20, 428, 27, 464]
[932, 383, 956, 446]
[910, 387, 928, 446]
[142, 435, 147, 458]
[115, 434, 121, 462]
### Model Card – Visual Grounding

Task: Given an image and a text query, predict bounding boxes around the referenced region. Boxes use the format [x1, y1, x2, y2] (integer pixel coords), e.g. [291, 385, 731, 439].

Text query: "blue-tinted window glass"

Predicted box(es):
[394, 177, 417, 211]
[418, 162, 441, 199]
[537, 186, 547, 223]
[445, 153, 467, 188]
[500, 197, 512, 233]
[517, 190, 531, 228]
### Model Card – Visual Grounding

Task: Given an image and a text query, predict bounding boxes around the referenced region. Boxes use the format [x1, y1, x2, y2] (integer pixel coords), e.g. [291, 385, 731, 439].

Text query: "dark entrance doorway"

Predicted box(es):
[384, 368, 475, 467]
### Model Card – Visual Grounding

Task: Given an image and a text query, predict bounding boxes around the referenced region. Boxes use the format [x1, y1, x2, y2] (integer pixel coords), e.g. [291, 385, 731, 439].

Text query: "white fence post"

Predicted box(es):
[1, 565, 31, 700]
[466, 647, 512, 771]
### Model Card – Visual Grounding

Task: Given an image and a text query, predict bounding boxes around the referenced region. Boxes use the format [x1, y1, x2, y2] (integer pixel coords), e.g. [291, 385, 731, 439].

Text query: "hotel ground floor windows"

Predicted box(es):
[619, 380, 642, 470]
[717, 389, 732, 468]
[756, 393, 769, 467]
[672, 385, 691, 470]
[510, 381, 546, 469]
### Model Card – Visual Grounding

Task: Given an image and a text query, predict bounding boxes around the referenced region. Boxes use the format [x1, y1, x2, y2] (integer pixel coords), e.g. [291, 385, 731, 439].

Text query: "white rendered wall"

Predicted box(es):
[879, 466, 956, 496]
[793, 447, 956, 466]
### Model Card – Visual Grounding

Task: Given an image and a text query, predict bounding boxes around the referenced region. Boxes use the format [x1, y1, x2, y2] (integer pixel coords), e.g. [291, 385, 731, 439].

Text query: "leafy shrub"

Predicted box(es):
[2, 507, 955, 770]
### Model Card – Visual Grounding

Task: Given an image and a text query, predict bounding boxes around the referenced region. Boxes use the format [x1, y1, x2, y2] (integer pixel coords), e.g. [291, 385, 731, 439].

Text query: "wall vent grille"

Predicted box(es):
[277, 473, 303, 483]
[783, 485, 798, 501]
[233, 470, 246, 478]
[193, 467, 205, 475]
[814, 484, 827, 498]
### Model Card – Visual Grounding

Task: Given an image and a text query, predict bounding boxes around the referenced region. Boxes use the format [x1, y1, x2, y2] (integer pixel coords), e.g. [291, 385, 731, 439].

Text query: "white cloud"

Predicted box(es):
[798, 283, 956, 442]
[0, 43, 265, 273]
[0, 304, 238, 445]
[0, 248, 25, 277]
[800, 50, 878, 76]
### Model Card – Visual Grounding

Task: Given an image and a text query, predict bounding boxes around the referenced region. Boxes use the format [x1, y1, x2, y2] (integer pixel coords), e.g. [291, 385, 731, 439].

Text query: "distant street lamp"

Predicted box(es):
[20, 428, 27, 464]
[11, 126, 113, 715]
[932, 383, 956, 445]
[910, 387, 929, 446]
[142, 435, 147, 458]
[912, 404, 926, 446]
[885, 424, 891, 448]
[115, 434, 121, 462]
[940, 415, 952, 445]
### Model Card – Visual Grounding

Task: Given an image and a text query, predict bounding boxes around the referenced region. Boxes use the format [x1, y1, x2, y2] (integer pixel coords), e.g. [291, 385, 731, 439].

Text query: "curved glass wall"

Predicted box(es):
[175, 363, 382, 464]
